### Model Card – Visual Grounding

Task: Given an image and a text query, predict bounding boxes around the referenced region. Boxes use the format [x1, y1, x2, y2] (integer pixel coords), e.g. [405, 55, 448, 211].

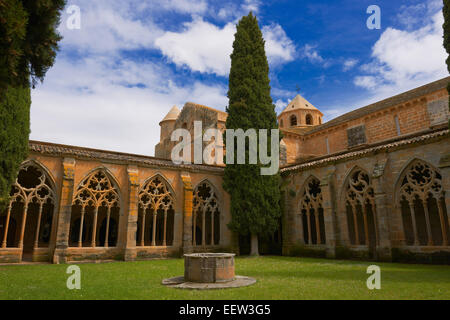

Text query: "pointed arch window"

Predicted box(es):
[306, 114, 313, 125]
[345, 169, 378, 247]
[1, 163, 56, 250]
[70, 170, 120, 248]
[398, 160, 448, 246]
[300, 177, 326, 245]
[193, 181, 220, 246]
[137, 175, 175, 247]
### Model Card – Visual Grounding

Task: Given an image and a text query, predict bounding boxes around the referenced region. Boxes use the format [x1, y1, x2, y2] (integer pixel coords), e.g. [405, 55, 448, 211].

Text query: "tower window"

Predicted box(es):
[306, 114, 313, 125]
[290, 115, 297, 127]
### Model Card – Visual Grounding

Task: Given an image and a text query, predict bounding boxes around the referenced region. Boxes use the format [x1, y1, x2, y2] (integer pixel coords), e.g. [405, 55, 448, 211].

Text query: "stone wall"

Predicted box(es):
[0, 142, 234, 264]
[281, 129, 450, 264]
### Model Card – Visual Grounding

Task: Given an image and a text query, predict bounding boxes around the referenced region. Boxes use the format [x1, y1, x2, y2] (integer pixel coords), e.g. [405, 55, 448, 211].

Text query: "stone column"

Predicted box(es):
[181, 173, 193, 254]
[439, 155, 450, 246]
[52, 158, 76, 264]
[371, 159, 392, 261]
[124, 165, 139, 261]
[321, 169, 337, 258]
[281, 175, 302, 256]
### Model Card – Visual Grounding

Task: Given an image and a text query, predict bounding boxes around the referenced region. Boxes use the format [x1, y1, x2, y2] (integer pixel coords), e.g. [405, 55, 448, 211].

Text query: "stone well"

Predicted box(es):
[162, 253, 256, 290]
[184, 253, 235, 283]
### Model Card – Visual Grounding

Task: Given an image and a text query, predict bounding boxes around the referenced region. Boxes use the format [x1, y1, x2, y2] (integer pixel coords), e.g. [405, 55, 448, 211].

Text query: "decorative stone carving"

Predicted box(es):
[137, 175, 174, 246]
[62, 158, 76, 180]
[193, 181, 220, 246]
[347, 125, 367, 148]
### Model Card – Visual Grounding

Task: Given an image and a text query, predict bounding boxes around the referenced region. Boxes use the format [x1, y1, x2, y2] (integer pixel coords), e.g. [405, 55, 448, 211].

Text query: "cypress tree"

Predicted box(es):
[443, 0, 450, 127]
[0, 0, 65, 208]
[223, 13, 281, 256]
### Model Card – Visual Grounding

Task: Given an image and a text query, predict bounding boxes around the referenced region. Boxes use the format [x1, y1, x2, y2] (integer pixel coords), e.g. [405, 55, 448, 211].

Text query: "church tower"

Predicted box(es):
[155, 105, 180, 159]
[278, 95, 323, 129]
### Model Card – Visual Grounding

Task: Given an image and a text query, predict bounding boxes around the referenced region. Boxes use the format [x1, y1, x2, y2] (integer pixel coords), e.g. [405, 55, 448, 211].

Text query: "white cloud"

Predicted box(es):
[155, 19, 296, 76]
[31, 57, 227, 156]
[353, 76, 378, 90]
[274, 99, 288, 114]
[158, 0, 208, 14]
[262, 24, 296, 65]
[301, 44, 331, 68]
[241, 0, 261, 14]
[353, 7, 448, 99]
[60, 1, 163, 53]
[155, 19, 236, 76]
[343, 58, 358, 71]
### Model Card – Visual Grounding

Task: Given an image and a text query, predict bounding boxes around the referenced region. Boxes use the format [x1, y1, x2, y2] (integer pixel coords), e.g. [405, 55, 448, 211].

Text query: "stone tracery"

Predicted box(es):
[193, 181, 220, 246]
[345, 169, 378, 247]
[399, 160, 448, 246]
[137, 175, 175, 246]
[300, 177, 326, 245]
[0, 163, 56, 250]
[70, 170, 120, 247]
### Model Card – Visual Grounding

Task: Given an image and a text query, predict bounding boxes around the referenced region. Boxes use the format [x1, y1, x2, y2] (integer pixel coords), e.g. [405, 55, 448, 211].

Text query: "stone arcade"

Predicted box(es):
[0, 77, 449, 264]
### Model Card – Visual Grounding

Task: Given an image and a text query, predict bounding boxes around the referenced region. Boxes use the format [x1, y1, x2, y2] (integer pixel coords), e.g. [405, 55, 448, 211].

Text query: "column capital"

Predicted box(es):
[127, 165, 140, 187]
[372, 158, 388, 179]
[180, 172, 193, 191]
[62, 158, 76, 180]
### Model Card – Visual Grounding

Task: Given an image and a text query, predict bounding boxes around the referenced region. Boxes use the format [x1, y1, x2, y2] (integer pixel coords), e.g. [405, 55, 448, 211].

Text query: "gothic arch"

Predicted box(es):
[299, 175, 326, 245]
[137, 174, 175, 247]
[395, 159, 448, 246]
[69, 168, 121, 248]
[341, 166, 378, 250]
[1, 161, 57, 251]
[193, 179, 221, 246]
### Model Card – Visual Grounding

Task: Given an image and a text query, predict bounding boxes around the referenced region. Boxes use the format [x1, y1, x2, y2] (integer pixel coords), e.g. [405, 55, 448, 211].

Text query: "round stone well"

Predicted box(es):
[162, 253, 256, 290]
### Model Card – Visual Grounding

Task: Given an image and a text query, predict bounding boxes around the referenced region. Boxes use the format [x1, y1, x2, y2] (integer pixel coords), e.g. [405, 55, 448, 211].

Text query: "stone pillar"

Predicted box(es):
[52, 158, 76, 264]
[281, 175, 302, 256]
[372, 159, 392, 261]
[124, 165, 139, 261]
[321, 168, 337, 258]
[439, 155, 450, 246]
[181, 173, 194, 254]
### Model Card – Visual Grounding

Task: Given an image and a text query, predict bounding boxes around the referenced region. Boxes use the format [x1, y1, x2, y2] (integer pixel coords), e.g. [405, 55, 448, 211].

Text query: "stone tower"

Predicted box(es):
[155, 105, 180, 159]
[278, 94, 323, 129]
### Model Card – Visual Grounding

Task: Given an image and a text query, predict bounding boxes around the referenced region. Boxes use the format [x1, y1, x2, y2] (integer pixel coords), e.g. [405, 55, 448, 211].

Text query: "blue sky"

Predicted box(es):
[30, 0, 448, 155]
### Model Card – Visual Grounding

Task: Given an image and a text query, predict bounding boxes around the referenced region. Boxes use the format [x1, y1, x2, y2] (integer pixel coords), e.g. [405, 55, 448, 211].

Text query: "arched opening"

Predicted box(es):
[290, 115, 297, 127]
[398, 160, 448, 246]
[344, 169, 378, 256]
[0, 163, 56, 261]
[137, 175, 175, 247]
[69, 170, 120, 248]
[300, 177, 326, 245]
[306, 114, 313, 125]
[193, 181, 221, 246]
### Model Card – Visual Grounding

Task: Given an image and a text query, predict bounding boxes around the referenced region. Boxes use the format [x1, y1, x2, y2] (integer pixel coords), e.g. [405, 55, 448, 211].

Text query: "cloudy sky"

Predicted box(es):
[30, 0, 448, 155]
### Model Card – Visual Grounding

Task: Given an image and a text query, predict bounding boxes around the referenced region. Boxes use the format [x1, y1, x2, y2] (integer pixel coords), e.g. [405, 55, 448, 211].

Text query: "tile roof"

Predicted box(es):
[29, 140, 224, 173]
[305, 77, 450, 135]
[280, 128, 449, 174]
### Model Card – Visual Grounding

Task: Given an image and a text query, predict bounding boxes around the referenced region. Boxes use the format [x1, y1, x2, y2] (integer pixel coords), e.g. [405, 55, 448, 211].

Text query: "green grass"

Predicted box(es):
[0, 256, 449, 300]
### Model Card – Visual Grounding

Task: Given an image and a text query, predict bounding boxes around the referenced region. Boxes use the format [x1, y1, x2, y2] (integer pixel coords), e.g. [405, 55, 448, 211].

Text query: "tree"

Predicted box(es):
[223, 13, 281, 256]
[0, 0, 65, 208]
[443, 0, 450, 127]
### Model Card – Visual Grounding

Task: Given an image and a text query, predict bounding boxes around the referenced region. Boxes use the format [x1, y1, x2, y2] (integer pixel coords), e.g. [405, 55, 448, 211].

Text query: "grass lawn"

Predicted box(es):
[0, 256, 449, 300]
